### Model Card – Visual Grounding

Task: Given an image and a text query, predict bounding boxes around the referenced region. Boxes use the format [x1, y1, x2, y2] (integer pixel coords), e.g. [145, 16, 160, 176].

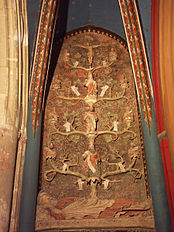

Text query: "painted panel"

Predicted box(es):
[35, 30, 155, 231]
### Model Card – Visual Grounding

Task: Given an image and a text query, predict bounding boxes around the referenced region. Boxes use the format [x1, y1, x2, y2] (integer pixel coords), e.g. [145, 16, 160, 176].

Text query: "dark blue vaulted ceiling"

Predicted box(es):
[27, 0, 151, 74]
[66, 0, 125, 38]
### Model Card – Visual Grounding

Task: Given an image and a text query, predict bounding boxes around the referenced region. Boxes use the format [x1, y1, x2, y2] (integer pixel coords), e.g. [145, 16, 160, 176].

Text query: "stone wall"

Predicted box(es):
[0, 1, 28, 231]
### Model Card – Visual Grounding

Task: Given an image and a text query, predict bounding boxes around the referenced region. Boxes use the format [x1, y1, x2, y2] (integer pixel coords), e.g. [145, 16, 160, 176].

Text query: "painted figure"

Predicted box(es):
[85, 72, 97, 96]
[43, 143, 56, 160]
[84, 111, 98, 133]
[100, 85, 109, 97]
[123, 107, 134, 128]
[109, 48, 117, 62]
[76, 43, 101, 66]
[82, 150, 100, 176]
[63, 49, 70, 62]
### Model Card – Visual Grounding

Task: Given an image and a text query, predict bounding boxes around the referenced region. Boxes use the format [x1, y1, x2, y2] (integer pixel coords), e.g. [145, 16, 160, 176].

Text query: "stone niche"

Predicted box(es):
[35, 28, 155, 231]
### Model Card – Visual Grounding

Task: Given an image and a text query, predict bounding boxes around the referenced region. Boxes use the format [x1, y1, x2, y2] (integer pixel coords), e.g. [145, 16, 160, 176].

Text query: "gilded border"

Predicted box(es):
[29, 0, 57, 135]
[118, 0, 153, 135]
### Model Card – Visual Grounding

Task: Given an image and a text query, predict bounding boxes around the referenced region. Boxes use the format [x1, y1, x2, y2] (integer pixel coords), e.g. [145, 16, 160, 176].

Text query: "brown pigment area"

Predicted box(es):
[38, 32, 152, 221]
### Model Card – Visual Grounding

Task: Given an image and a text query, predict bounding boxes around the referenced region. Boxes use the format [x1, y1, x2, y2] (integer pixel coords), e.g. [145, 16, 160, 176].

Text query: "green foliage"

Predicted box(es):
[71, 69, 77, 75]
[74, 52, 81, 59]
[68, 135, 80, 143]
[106, 112, 118, 120]
[56, 100, 62, 106]
[64, 110, 76, 120]
[124, 134, 134, 140]
[104, 135, 113, 143]
[73, 79, 81, 85]
[105, 69, 111, 74]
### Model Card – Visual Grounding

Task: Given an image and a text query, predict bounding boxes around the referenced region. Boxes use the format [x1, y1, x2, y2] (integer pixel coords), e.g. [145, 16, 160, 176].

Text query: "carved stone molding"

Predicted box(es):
[9, 0, 29, 230]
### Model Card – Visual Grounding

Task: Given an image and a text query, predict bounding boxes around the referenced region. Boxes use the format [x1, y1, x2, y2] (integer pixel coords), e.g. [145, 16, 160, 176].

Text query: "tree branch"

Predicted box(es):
[101, 157, 142, 180]
[92, 61, 113, 72]
[56, 95, 85, 101]
[66, 61, 113, 73]
[66, 63, 92, 72]
[52, 129, 87, 136]
[51, 124, 136, 141]
[44, 159, 87, 182]
[97, 127, 136, 139]
[97, 88, 127, 101]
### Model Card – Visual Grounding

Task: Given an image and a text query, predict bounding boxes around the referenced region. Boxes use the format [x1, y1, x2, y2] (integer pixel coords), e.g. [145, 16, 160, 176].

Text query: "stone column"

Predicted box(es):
[0, 0, 28, 231]
[0, 128, 18, 232]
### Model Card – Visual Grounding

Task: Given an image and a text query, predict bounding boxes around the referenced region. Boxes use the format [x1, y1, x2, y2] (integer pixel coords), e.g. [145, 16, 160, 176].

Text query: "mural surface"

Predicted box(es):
[36, 31, 155, 231]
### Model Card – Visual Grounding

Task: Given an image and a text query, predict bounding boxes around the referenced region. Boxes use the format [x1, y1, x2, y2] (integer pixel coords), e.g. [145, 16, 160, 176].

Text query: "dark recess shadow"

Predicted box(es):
[45, 0, 70, 104]
[38, 0, 70, 191]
